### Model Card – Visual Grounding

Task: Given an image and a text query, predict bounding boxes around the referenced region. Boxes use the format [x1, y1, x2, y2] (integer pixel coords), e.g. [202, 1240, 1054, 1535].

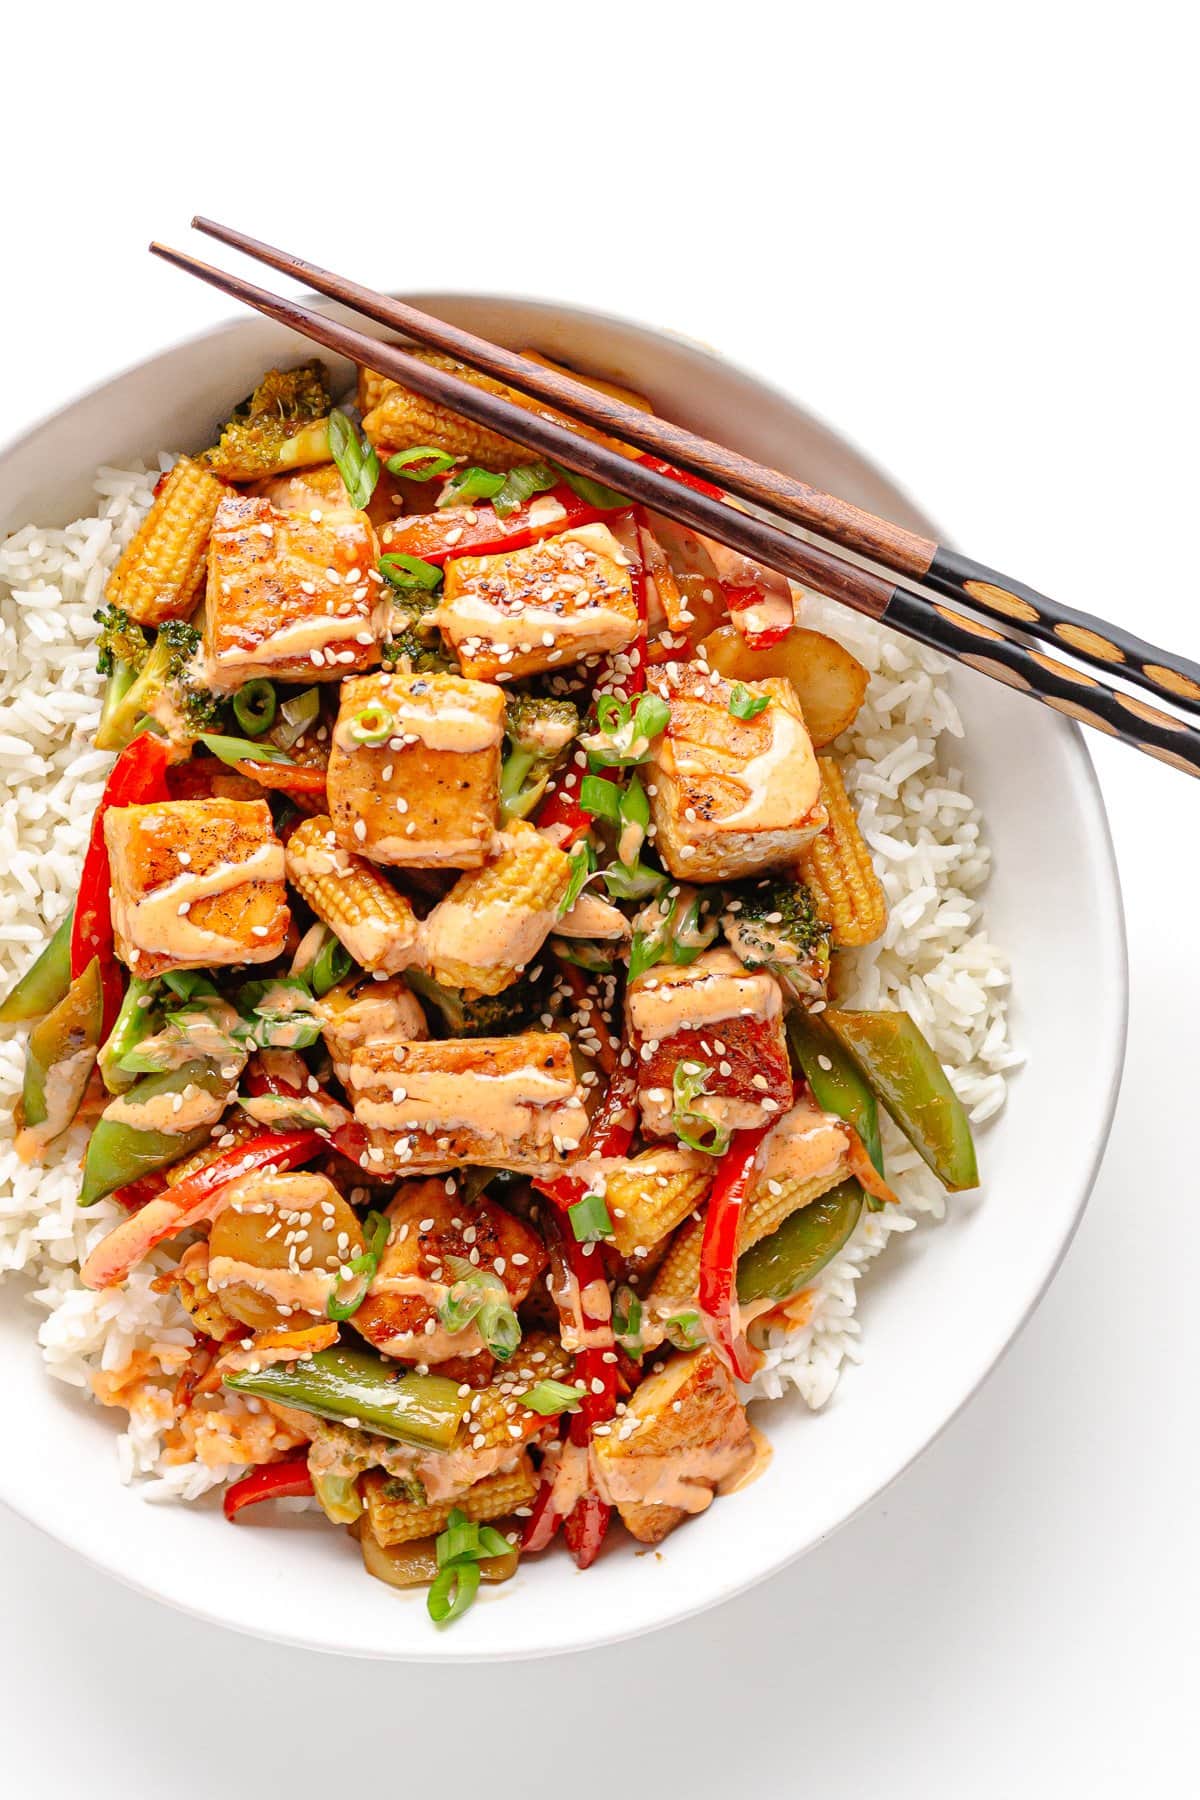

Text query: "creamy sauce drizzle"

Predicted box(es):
[102, 1080, 227, 1135]
[628, 949, 780, 1041]
[114, 840, 284, 961]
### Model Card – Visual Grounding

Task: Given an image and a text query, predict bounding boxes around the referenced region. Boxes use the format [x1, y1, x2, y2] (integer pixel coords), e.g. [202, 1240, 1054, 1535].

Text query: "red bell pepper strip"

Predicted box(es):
[381, 485, 606, 568]
[81, 1129, 325, 1290]
[635, 455, 725, 501]
[73, 733, 171, 1035]
[697, 1119, 775, 1382]
[563, 1489, 610, 1570]
[534, 1062, 638, 1213]
[111, 1171, 170, 1211]
[223, 1454, 314, 1521]
[233, 759, 328, 797]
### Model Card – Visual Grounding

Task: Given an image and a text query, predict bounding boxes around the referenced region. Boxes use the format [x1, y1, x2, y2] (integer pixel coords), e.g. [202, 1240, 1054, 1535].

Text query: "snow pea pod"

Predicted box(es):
[225, 1349, 470, 1452]
[18, 957, 104, 1152]
[79, 1059, 233, 1206]
[823, 1008, 979, 1191]
[0, 908, 75, 1024]
[737, 1178, 865, 1306]
[787, 1007, 884, 1177]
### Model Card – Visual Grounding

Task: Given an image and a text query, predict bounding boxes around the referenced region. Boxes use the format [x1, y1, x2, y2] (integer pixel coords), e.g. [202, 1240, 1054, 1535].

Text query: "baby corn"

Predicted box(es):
[420, 821, 571, 996]
[604, 1149, 713, 1260]
[362, 1456, 537, 1548]
[105, 456, 226, 626]
[455, 1332, 573, 1458]
[797, 758, 888, 947]
[649, 1159, 850, 1310]
[360, 351, 534, 469]
[286, 816, 420, 975]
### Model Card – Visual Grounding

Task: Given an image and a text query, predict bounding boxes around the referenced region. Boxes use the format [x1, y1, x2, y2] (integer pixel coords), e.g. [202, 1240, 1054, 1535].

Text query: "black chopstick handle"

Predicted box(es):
[927, 546, 1200, 719]
[884, 583, 1200, 778]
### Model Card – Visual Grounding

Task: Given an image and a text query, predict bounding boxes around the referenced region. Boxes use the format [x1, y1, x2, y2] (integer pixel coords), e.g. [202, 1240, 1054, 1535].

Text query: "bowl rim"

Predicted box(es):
[0, 290, 1128, 1660]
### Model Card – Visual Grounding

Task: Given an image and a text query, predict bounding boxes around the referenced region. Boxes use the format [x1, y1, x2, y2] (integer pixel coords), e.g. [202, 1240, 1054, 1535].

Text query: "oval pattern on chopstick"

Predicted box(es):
[959, 653, 1031, 690]
[962, 579, 1041, 624]
[936, 608, 1005, 641]
[1144, 663, 1200, 702]
[1115, 693, 1187, 732]
[1043, 696, 1119, 734]
[1053, 622, 1125, 663]
[1028, 652, 1099, 687]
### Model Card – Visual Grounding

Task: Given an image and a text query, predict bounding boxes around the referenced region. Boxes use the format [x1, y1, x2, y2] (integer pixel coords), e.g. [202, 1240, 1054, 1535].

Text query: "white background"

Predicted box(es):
[2, 5, 1197, 1794]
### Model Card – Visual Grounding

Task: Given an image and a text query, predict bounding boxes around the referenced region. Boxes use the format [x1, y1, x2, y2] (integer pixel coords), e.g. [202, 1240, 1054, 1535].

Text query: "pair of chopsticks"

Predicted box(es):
[150, 219, 1200, 781]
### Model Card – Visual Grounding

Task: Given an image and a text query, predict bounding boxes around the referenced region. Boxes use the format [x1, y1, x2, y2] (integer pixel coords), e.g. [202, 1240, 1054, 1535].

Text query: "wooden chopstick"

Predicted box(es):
[148, 238, 1200, 781]
[191, 216, 1200, 724]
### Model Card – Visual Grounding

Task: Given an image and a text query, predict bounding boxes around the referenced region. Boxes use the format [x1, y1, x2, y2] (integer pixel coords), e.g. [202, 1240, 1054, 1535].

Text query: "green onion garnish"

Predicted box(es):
[379, 553, 443, 593]
[586, 692, 671, 767]
[579, 773, 621, 822]
[491, 462, 558, 518]
[601, 858, 669, 903]
[310, 931, 353, 998]
[160, 970, 218, 1002]
[327, 1210, 390, 1323]
[439, 1258, 522, 1362]
[231, 679, 276, 738]
[521, 1378, 584, 1416]
[437, 466, 507, 509]
[568, 1192, 614, 1242]
[671, 1060, 731, 1157]
[663, 1310, 704, 1350]
[612, 1285, 644, 1357]
[328, 408, 380, 509]
[275, 687, 320, 749]
[198, 732, 293, 768]
[558, 841, 594, 917]
[551, 463, 630, 510]
[728, 683, 770, 721]
[349, 702, 395, 746]
[386, 446, 456, 481]
[427, 1557, 481, 1625]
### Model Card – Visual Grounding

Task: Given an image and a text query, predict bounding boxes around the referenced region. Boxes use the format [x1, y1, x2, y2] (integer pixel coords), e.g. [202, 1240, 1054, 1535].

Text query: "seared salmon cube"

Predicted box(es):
[626, 948, 792, 1140]
[646, 660, 824, 880]
[346, 1032, 588, 1174]
[327, 669, 505, 869]
[104, 797, 289, 976]
[434, 523, 640, 682]
[203, 492, 381, 692]
[350, 1176, 547, 1364]
[592, 1347, 757, 1544]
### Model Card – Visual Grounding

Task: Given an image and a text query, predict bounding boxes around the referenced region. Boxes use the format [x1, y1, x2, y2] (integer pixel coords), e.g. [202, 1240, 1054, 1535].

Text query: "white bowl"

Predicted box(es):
[0, 295, 1127, 1660]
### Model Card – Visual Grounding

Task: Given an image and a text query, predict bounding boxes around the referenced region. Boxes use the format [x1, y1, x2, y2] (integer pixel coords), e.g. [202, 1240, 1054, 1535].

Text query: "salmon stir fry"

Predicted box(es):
[2, 352, 979, 1628]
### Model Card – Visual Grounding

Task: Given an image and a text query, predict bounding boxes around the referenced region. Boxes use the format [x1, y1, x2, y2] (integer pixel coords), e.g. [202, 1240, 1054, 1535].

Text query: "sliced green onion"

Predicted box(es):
[386, 446, 456, 481]
[672, 1060, 731, 1157]
[558, 841, 594, 917]
[475, 1525, 511, 1559]
[327, 1209, 391, 1323]
[379, 553, 443, 593]
[328, 408, 380, 509]
[618, 774, 650, 863]
[551, 463, 630, 510]
[160, 970, 218, 1002]
[436, 1508, 481, 1567]
[663, 1310, 704, 1350]
[579, 773, 621, 822]
[310, 932, 353, 997]
[568, 1192, 614, 1242]
[437, 466, 506, 509]
[601, 858, 668, 902]
[427, 1557, 481, 1625]
[349, 701, 395, 746]
[633, 693, 671, 741]
[521, 1378, 584, 1416]
[439, 1258, 522, 1362]
[491, 462, 557, 518]
[729, 683, 770, 721]
[612, 1285, 644, 1357]
[198, 732, 293, 768]
[232, 679, 276, 738]
[275, 687, 320, 750]
[587, 691, 671, 767]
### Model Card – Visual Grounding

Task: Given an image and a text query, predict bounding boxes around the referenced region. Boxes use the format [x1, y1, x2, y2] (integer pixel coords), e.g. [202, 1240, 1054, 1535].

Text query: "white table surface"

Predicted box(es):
[2, 8, 1196, 1794]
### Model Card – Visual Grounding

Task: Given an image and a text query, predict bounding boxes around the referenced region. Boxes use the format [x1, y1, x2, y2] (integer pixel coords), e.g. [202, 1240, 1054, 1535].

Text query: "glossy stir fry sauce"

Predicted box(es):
[1, 353, 979, 1626]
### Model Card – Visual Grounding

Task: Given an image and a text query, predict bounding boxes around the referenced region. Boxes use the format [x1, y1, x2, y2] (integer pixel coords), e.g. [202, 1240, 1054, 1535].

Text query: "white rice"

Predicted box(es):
[0, 468, 1018, 1492]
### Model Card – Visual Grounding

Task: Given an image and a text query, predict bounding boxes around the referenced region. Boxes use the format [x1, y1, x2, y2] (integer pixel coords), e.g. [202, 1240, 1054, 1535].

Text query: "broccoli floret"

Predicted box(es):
[500, 695, 580, 820]
[404, 967, 546, 1037]
[721, 876, 831, 1002]
[380, 627, 454, 674]
[93, 604, 150, 678]
[95, 618, 221, 750]
[201, 360, 332, 480]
